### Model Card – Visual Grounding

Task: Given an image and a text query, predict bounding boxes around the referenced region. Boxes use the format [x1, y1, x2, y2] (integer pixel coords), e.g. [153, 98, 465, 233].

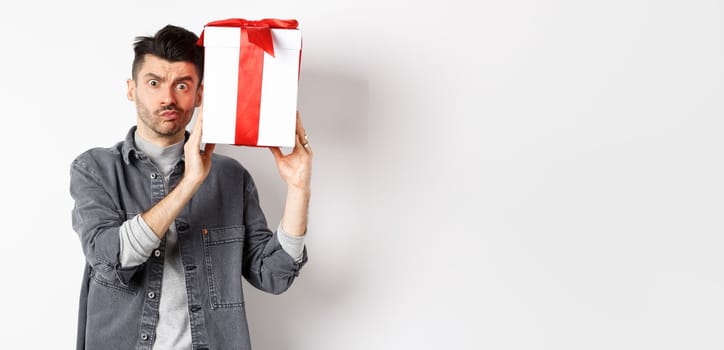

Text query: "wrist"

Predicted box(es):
[179, 175, 203, 194]
[287, 185, 311, 199]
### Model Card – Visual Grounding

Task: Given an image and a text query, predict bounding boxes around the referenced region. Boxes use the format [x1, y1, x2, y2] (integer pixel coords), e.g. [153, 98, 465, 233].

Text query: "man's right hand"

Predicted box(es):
[142, 106, 216, 239]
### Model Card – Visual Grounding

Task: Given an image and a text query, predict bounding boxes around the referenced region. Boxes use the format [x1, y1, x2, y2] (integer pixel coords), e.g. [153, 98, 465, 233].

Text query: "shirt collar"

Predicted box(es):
[121, 126, 190, 165]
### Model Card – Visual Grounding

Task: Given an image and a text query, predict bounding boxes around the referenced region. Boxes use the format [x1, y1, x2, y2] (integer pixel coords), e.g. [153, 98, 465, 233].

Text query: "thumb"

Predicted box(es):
[269, 147, 283, 161]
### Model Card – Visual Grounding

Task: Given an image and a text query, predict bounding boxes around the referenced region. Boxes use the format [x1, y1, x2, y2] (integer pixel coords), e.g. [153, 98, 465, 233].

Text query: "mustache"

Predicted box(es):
[156, 105, 184, 114]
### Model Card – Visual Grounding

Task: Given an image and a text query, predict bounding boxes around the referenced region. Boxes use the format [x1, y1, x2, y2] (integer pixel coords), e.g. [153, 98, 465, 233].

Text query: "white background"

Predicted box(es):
[0, 0, 722, 349]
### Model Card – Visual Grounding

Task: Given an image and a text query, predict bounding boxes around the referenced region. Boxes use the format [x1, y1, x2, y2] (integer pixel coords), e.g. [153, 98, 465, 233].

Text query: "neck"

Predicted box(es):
[135, 128, 185, 148]
[134, 132, 184, 176]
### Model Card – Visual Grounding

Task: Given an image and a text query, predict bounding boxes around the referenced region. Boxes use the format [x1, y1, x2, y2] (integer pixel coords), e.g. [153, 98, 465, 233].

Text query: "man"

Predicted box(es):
[70, 24, 312, 350]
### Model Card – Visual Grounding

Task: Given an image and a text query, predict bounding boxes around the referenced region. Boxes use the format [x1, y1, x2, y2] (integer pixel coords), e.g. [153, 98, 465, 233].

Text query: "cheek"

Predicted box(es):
[180, 91, 200, 108]
[135, 89, 152, 102]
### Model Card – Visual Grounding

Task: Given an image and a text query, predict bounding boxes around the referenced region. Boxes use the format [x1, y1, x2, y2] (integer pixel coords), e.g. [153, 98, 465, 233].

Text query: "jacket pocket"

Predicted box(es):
[89, 264, 139, 295]
[202, 225, 245, 308]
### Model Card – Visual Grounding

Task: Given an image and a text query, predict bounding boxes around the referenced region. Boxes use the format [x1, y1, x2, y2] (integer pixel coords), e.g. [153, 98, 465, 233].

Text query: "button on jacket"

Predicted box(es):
[70, 127, 307, 350]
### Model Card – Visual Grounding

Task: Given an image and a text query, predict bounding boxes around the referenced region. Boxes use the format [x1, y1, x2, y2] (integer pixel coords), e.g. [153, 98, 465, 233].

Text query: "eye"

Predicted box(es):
[176, 83, 189, 91]
[148, 79, 159, 87]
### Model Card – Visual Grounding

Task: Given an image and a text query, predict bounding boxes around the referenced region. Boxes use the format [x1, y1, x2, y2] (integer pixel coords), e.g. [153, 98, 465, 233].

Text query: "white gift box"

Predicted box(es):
[200, 22, 301, 147]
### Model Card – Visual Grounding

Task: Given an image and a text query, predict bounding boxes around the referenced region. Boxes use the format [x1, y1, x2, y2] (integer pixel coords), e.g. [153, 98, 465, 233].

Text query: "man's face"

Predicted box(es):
[127, 54, 202, 145]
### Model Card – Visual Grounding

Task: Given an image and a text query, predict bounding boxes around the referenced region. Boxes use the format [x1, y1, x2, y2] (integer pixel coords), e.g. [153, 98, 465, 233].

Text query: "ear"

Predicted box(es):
[195, 83, 204, 107]
[126, 79, 135, 101]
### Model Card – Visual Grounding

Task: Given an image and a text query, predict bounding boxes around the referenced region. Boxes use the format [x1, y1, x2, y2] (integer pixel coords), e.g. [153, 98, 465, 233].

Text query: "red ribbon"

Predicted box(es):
[198, 18, 299, 145]
[197, 18, 299, 57]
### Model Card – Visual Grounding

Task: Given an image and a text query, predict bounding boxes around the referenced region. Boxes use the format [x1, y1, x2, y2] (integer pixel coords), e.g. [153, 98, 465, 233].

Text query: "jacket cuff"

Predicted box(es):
[263, 232, 308, 277]
[276, 223, 306, 263]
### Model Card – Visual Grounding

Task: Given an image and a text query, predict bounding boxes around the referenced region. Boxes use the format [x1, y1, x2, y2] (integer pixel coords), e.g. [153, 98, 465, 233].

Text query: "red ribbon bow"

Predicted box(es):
[197, 18, 298, 57]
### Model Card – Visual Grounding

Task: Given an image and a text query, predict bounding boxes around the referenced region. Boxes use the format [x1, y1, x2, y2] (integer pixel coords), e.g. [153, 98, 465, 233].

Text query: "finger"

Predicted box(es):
[202, 143, 216, 157]
[295, 111, 312, 151]
[296, 111, 303, 132]
[294, 112, 304, 143]
[295, 112, 305, 145]
[194, 106, 204, 132]
[298, 134, 311, 154]
[294, 128, 308, 152]
[189, 109, 204, 145]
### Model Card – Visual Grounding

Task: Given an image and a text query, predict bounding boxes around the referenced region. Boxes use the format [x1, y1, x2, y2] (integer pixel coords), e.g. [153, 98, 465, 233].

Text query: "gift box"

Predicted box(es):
[198, 19, 302, 147]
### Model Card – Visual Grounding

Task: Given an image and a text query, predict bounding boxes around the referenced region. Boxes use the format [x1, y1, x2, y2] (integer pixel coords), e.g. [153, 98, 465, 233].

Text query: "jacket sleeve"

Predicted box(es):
[70, 156, 142, 286]
[240, 173, 308, 294]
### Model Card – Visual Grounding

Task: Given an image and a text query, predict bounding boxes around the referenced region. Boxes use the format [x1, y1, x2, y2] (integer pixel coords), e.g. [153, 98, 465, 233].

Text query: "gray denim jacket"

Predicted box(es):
[70, 127, 307, 350]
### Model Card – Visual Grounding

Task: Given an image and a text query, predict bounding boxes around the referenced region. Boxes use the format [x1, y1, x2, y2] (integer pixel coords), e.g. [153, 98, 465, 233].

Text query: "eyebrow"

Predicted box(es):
[143, 73, 195, 84]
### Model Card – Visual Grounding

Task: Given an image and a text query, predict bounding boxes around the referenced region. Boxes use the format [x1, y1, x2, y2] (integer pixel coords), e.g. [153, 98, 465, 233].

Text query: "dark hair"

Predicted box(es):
[131, 25, 204, 85]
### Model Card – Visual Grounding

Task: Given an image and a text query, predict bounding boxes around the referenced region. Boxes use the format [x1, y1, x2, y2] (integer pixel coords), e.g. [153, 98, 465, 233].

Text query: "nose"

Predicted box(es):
[159, 85, 176, 106]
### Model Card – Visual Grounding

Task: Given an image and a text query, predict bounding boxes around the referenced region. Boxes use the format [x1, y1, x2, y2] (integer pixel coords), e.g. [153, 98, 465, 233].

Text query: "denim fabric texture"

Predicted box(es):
[70, 126, 307, 350]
